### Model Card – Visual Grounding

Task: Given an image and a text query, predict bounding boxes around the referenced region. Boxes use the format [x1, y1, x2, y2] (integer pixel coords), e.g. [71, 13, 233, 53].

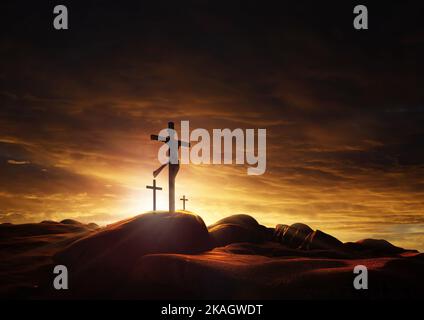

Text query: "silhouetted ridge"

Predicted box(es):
[1, 211, 421, 299]
[55, 211, 211, 271]
[208, 214, 273, 247]
[60, 219, 83, 225]
[300, 229, 344, 250]
[274, 223, 313, 248]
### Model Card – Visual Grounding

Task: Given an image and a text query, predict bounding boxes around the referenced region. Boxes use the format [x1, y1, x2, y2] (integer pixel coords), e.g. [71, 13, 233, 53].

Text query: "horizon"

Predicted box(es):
[2, 208, 423, 252]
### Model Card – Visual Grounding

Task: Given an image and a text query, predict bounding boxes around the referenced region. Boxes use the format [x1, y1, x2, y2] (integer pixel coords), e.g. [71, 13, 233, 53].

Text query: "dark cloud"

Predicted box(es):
[1, 1, 424, 249]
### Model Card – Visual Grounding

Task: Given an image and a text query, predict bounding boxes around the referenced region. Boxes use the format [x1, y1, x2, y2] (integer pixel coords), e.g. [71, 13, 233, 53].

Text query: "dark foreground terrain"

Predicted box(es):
[1, 212, 423, 299]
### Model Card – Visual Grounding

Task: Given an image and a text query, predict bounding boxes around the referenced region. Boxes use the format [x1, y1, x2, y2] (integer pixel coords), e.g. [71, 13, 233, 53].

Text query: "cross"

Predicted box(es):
[150, 122, 190, 212]
[150, 122, 191, 150]
[146, 179, 162, 211]
[180, 195, 188, 210]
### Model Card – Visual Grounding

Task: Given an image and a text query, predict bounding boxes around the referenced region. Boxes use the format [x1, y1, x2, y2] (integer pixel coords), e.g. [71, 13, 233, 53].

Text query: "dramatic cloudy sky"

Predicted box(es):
[1, 1, 424, 250]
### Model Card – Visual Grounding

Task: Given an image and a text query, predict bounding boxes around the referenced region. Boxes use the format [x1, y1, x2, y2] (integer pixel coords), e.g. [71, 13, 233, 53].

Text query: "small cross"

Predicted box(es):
[146, 179, 162, 211]
[180, 195, 188, 210]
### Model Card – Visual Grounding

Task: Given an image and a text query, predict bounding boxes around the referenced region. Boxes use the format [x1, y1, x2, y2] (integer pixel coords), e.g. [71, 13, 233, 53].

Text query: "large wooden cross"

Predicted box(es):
[151, 122, 190, 212]
[146, 179, 162, 211]
[180, 195, 188, 210]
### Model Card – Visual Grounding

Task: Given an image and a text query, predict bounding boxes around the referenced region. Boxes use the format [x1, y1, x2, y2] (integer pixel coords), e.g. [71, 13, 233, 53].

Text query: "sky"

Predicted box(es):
[1, 1, 424, 250]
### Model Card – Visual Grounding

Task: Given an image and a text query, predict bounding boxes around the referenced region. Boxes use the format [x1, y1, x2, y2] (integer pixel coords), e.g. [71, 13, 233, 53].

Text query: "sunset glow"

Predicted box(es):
[1, 2, 424, 253]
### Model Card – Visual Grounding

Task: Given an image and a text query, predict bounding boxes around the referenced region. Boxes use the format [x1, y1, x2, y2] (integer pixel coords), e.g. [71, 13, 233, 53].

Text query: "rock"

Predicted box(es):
[209, 223, 257, 247]
[274, 224, 289, 239]
[0, 222, 88, 237]
[208, 214, 272, 247]
[40, 220, 60, 224]
[301, 230, 343, 251]
[209, 214, 261, 230]
[55, 212, 211, 270]
[87, 222, 99, 229]
[52, 212, 211, 297]
[60, 219, 83, 225]
[291, 223, 314, 235]
[353, 239, 414, 255]
[274, 223, 313, 248]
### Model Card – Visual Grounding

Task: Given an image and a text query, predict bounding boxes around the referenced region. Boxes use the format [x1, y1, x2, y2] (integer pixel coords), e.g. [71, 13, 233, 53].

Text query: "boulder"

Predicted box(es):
[55, 212, 211, 270]
[87, 222, 99, 229]
[274, 223, 313, 248]
[301, 230, 343, 251]
[53, 212, 212, 297]
[60, 219, 83, 225]
[208, 214, 272, 247]
[41, 220, 60, 224]
[351, 239, 414, 255]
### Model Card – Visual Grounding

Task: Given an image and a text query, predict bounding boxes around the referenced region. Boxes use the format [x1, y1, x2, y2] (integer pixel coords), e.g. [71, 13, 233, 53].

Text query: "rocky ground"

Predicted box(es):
[0, 212, 423, 299]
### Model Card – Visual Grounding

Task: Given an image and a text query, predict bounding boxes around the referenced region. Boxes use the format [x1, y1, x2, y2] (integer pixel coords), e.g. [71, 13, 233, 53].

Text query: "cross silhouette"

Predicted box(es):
[180, 195, 188, 210]
[146, 179, 162, 211]
[150, 121, 190, 212]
